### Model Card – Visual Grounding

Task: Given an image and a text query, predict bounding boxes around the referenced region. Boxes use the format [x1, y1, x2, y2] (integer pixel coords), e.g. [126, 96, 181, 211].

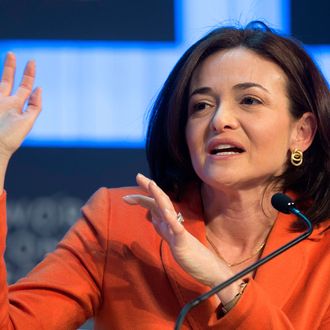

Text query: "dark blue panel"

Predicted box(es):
[291, 0, 330, 44]
[6, 147, 149, 199]
[0, 0, 175, 41]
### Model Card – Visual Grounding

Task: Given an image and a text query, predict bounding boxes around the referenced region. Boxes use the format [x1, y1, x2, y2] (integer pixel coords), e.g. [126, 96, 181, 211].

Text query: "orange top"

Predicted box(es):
[0, 187, 329, 329]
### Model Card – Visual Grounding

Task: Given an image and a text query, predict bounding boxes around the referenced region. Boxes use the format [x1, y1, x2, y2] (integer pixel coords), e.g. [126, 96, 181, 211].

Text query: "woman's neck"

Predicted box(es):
[201, 183, 278, 250]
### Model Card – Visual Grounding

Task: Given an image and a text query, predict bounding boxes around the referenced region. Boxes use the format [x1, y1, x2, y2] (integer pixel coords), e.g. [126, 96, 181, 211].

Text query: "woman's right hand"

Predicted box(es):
[123, 173, 243, 304]
[0, 52, 42, 161]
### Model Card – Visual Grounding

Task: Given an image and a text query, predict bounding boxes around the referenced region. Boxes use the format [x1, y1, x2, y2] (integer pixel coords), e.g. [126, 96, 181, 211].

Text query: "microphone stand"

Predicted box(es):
[174, 206, 313, 329]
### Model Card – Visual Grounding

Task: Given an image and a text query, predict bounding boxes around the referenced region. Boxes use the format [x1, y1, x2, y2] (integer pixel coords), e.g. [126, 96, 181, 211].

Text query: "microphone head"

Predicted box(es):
[271, 193, 295, 214]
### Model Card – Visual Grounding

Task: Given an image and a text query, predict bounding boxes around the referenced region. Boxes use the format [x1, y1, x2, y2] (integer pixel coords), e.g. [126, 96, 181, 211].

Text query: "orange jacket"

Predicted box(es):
[0, 187, 329, 329]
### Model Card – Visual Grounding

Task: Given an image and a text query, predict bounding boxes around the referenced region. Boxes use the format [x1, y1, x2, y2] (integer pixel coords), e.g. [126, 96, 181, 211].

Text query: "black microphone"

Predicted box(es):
[174, 193, 313, 329]
[271, 193, 296, 214]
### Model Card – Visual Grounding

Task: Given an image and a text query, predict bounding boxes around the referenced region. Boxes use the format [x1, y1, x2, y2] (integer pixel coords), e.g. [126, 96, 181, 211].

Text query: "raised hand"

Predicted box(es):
[0, 52, 42, 160]
[123, 173, 235, 289]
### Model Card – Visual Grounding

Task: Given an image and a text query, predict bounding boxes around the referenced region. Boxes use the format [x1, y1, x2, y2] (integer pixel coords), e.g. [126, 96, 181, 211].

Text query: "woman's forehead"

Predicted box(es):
[189, 47, 288, 94]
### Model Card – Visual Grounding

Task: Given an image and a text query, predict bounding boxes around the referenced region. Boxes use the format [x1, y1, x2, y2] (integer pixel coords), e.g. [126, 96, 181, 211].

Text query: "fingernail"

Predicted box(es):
[136, 173, 144, 180]
[122, 195, 137, 204]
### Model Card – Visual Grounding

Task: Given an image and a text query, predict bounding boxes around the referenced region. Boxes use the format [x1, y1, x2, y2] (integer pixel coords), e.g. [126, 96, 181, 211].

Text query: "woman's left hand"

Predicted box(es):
[123, 173, 234, 288]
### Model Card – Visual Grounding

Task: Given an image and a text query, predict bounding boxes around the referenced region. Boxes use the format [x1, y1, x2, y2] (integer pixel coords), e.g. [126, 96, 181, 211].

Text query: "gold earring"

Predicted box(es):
[291, 148, 303, 166]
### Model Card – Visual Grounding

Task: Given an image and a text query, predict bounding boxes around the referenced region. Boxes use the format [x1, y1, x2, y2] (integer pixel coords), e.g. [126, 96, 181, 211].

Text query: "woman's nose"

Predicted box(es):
[210, 104, 239, 132]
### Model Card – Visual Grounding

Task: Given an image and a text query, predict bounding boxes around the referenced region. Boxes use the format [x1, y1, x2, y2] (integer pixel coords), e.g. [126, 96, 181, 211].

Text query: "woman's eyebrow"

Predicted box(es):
[189, 87, 213, 98]
[233, 82, 270, 94]
[189, 82, 270, 99]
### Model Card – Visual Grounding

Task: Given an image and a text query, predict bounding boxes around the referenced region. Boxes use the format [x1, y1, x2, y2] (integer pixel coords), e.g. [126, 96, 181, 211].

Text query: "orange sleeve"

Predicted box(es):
[0, 191, 9, 327]
[320, 305, 330, 330]
[0, 188, 110, 330]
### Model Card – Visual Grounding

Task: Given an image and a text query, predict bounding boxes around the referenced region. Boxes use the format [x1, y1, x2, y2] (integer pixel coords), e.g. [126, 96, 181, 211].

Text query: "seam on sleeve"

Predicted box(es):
[100, 188, 111, 302]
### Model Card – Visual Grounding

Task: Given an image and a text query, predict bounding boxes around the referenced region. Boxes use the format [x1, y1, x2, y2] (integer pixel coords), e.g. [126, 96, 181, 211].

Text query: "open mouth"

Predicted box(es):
[210, 145, 245, 155]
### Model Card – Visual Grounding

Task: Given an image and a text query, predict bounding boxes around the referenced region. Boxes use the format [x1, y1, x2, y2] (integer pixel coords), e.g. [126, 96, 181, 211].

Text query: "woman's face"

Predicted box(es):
[185, 47, 299, 191]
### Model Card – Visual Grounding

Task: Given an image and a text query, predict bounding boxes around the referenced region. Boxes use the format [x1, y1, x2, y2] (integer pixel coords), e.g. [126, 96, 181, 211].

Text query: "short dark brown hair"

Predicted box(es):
[146, 21, 330, 226]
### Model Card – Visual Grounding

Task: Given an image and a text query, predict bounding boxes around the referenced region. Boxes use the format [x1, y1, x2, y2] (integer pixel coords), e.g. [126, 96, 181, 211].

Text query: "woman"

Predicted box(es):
[0, 22, 329, 329]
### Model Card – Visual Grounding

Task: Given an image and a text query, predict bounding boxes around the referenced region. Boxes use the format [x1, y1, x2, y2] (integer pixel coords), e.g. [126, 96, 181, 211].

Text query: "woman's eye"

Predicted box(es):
[192, 102, 211, 111]
[241, 96, 262, 105]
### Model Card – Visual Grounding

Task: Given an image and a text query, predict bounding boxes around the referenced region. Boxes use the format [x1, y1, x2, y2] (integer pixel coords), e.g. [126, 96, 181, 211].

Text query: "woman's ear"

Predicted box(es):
[290, 112, 317, 152]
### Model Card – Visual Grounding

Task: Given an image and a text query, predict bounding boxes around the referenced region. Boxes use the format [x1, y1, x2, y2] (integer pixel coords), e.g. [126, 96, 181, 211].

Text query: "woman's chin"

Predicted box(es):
[201, 174, 273, 193]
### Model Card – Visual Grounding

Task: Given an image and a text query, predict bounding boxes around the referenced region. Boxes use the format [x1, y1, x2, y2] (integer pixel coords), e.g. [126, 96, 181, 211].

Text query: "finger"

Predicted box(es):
[148, 180, 175, 215]
[148, 181, 184, 234]
[27, 87, 42, 109]
[149, 208, 164, 226]
[23, 87, 42, 120]
[122, 194, 155, 209]
[0, 52, 16, 96]
[136, 172, 152, 192]
[150, 210, 172, 236]
[122, 194, 163, 223]
[136, 173, 176, 215]
[15, 59, 36, 106]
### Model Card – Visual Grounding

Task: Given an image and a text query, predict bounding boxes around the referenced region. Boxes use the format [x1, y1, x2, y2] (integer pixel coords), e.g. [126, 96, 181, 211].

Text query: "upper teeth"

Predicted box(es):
[214, 144, 236, 150]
